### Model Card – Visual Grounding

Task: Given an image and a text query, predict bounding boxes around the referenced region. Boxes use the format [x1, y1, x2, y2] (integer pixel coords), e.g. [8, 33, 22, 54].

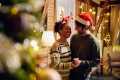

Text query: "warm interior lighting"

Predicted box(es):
[41, 31, 55, 47]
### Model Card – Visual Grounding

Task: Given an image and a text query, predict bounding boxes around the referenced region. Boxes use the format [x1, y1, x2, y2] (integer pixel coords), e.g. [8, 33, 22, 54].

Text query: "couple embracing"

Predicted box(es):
[50, 12, 100, 80]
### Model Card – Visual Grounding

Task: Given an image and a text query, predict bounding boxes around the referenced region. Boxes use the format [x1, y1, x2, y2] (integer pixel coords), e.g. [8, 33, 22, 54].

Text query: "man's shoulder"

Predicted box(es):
[87, 33, 100, 49]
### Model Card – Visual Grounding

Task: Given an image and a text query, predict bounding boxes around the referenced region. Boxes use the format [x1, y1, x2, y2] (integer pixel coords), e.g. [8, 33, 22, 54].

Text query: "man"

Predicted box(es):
[70, 12, 100, 80]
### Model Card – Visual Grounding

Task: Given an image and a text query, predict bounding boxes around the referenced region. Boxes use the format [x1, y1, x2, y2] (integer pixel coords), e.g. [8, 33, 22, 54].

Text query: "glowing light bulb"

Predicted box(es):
[92, 11, 96, 15]
[106, 13, 110, 16]
[89, 9, 92, 12]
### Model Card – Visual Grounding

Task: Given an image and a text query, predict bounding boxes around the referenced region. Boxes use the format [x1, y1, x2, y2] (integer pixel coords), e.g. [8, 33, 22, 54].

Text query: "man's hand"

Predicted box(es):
[71, 58, 81, 69]
[73, 58, 81, 65]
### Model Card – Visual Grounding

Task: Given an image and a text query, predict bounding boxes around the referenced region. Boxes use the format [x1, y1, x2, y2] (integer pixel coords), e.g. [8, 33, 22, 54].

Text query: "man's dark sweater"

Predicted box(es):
[70, 33, 100, 80]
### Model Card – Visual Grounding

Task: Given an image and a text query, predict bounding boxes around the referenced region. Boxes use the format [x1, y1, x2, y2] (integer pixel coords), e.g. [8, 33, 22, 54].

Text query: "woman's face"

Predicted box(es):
[60, 24, 71, 38]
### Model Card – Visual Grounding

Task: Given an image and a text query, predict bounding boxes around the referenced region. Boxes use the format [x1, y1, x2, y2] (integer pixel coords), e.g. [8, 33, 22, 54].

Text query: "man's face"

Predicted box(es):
[75, 21, 86, 34]
[75, 26, 85, 34]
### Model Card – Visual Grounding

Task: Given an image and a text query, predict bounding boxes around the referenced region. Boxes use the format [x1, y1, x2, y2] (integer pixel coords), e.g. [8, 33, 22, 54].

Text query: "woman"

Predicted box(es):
[50, 18, 72, 80]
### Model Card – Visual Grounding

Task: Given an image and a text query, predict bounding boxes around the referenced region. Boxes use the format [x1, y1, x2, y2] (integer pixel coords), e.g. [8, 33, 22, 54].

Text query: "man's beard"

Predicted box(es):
[78, 30, 87, 36]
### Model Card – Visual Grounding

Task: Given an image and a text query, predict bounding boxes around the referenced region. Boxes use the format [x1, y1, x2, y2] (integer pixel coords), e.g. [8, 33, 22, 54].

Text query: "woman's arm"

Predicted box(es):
[50, 52, 71, 70]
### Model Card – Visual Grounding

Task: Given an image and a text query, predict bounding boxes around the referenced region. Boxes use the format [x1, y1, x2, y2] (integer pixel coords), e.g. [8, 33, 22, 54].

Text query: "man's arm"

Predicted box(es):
[89, 39, 100, 67]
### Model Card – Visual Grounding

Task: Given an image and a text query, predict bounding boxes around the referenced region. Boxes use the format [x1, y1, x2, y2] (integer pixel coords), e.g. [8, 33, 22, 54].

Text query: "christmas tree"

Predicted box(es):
[0, 0, 46, 80]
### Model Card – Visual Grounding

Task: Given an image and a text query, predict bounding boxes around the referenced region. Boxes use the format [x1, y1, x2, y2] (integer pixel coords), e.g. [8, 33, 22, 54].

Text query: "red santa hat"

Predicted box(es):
[75, 12, 94, 27]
